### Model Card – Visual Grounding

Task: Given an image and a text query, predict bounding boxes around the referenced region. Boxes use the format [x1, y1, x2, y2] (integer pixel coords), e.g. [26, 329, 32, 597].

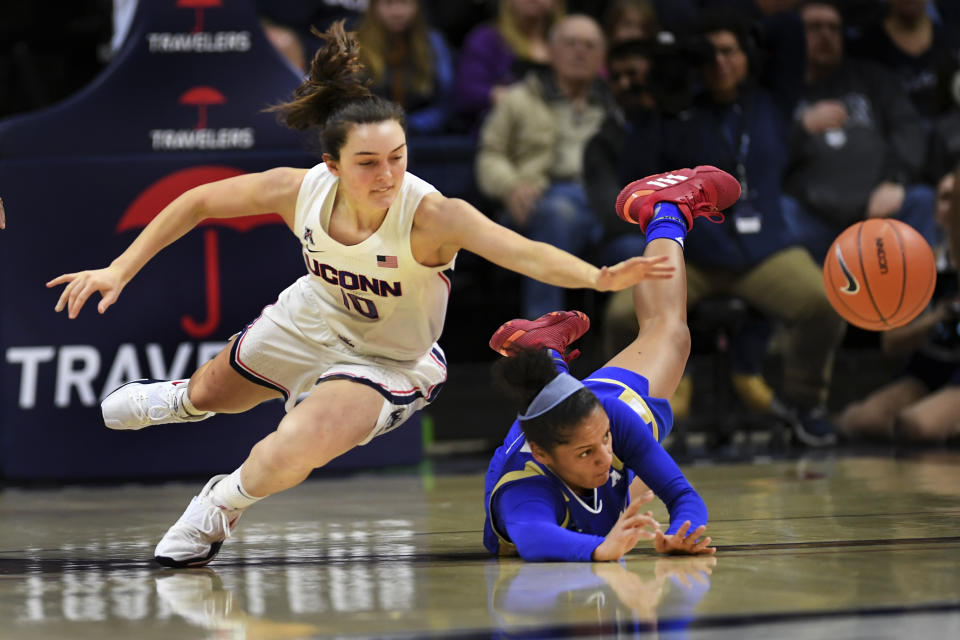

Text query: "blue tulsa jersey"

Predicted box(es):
[484, 361, 709, 562]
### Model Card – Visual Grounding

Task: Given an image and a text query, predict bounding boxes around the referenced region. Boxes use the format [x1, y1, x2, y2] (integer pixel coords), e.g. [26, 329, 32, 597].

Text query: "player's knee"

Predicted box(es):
[669, 320, 691, 355]
[254, 421, 311, 473]
[254, 433, 321, 476]
[273, 414, 345, 469]
[643, 320, 690, 362]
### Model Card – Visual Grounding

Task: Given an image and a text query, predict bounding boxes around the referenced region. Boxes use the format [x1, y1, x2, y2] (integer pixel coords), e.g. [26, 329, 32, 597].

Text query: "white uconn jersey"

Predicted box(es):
[289, 163, 454, 361]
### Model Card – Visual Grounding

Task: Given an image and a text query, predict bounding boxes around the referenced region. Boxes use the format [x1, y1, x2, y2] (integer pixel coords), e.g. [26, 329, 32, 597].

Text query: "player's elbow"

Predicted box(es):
[507, 522, 562, 562]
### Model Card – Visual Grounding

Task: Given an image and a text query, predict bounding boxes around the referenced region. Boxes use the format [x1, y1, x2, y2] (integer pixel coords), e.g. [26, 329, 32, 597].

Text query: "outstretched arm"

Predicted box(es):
[610, 407, 713, 555]
[495, 480, 659, 562]
[46, 167, 306, 318]
[0, 195, 5, 229]
[414, 195, 674, 292]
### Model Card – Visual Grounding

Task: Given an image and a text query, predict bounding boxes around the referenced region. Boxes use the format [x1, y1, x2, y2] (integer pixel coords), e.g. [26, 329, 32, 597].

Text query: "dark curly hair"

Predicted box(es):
[492, 348, 600, 452]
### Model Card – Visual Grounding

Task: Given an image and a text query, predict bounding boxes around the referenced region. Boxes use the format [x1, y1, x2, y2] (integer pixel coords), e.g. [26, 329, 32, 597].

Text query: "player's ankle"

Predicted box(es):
[210, 467, 264, 511]
[178, 386, 208, 417]
[645, 202, 688, 247]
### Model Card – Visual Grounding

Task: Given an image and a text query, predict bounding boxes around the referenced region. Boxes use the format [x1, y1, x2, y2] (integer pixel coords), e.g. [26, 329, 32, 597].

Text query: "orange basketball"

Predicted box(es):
[823, 219, 936, 331]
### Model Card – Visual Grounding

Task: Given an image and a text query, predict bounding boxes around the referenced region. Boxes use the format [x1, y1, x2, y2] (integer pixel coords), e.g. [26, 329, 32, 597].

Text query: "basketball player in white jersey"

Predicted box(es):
[46, 22, 673, 568]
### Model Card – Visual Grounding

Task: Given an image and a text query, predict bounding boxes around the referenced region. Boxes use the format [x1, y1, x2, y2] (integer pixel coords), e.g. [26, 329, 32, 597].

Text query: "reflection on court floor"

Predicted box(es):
[1, 454, 959, 638]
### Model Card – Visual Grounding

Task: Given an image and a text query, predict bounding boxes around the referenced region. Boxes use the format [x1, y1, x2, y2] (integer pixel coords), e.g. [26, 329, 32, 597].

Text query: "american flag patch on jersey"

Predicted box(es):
[377, 255, 398, 268]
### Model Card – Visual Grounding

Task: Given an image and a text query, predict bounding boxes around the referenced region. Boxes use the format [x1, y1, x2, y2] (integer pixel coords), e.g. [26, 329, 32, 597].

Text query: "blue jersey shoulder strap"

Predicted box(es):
[585, 377, 660, 442]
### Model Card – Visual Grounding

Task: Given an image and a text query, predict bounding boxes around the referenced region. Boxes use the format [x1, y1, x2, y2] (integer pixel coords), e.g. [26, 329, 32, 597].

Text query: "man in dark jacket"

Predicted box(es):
[782, 0, 937, 263]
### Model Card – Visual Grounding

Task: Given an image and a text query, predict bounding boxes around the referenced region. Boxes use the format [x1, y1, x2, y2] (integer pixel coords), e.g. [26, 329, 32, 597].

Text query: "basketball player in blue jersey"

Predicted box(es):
[484, 166, 741, 561]
[44, 22, 674, 569]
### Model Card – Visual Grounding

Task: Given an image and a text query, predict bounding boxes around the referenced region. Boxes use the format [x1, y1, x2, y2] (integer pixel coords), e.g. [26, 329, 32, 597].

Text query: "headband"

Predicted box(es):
[518, 372, 585, 421]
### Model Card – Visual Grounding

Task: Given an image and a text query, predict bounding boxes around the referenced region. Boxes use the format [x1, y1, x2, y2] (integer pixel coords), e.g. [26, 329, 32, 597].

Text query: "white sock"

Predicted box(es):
[177, 385, 207, 416]
[210, 467, 263, 511]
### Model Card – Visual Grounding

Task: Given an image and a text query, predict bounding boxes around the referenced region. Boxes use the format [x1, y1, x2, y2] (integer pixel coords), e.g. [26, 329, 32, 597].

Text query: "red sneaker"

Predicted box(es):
[489, 311, 590, 361]
[615, 165, 740, 232]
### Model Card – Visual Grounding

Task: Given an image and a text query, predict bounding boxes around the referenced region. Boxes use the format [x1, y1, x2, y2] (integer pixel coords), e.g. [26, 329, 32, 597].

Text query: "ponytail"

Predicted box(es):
[268, 21, 406, 158]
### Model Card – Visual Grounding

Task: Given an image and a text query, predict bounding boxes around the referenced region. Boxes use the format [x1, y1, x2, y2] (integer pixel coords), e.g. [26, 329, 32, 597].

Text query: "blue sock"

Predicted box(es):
[547, 348, 570, 373]
[645, 202, 687, 248]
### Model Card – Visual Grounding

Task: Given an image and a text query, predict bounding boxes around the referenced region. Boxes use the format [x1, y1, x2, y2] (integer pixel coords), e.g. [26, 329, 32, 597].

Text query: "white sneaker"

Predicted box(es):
[101, 379, 214, 430]
[154, 475, 243, 568]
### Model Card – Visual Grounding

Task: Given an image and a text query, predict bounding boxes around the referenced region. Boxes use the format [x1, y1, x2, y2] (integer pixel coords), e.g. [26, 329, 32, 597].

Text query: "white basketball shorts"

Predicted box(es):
[229, 298, 447, 445]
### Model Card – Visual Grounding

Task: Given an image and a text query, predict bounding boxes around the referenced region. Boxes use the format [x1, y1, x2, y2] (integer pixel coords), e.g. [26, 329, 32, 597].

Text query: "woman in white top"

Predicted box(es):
[46, 22, 672, 568]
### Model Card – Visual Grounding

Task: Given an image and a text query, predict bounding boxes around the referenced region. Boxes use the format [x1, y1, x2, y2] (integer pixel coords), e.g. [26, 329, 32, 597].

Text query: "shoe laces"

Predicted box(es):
[212, 507, 234, 541]
[681, 184, 726, 225]
[129, 386, 180, 424]
[191, 496, 236, 541]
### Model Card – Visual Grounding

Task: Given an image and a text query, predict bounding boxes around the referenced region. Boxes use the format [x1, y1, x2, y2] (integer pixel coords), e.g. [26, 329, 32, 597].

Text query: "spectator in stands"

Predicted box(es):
[835, 171, 960, 445]
[601, 0, 659, 46]
[454, 0, 565, 133]
[475, 14, 615, 320]
[356, 0, 454, 134]
[847, 0, 960, 133]
[605, 8, 845, 445]
[583, 38, 657, 354]
[781, 0, 937, 264]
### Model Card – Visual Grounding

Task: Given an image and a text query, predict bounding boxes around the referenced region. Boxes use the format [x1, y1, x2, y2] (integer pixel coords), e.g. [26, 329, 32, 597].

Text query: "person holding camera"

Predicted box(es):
[602, 8, 845, 446]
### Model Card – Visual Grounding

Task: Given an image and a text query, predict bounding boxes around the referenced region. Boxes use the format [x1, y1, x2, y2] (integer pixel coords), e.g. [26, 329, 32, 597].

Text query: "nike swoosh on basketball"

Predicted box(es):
[835, 245, 859, 294]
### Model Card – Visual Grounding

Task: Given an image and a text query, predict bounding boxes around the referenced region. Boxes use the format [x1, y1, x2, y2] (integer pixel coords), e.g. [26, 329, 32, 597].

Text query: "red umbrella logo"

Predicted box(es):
[179, 87, 225, 129]
[117, 166, 283, 338]
[177, 0, 221, 33]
